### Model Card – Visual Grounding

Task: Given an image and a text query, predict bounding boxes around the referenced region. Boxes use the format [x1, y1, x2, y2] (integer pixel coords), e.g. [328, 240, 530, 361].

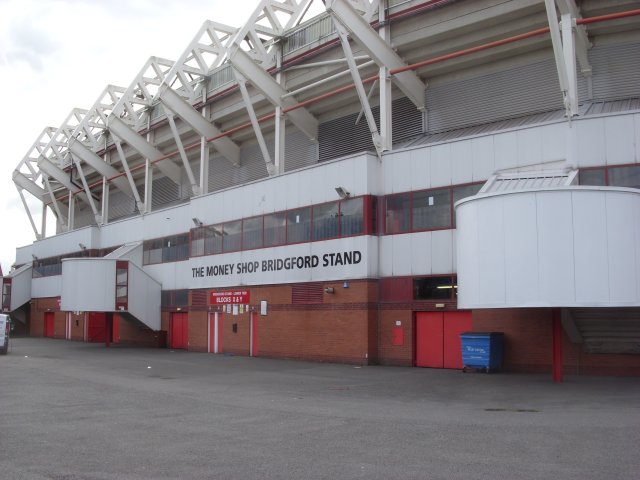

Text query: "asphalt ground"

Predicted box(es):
[1, 337, 639, 480]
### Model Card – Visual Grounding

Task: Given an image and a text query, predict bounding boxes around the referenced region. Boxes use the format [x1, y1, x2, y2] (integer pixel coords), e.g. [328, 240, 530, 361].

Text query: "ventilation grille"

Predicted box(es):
[152, 176, 181, 209]
[191, 289, 208, 307]
[590, 42, 640, 102]
[208, 142, 270, 193]
[292, 283, 324, 304]
[284, 128, 318, 172]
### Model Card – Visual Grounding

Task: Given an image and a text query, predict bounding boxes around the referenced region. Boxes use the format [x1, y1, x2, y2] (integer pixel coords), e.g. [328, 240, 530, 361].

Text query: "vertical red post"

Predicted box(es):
[105, 312, 113, 348]
[552, 309, 563, 383]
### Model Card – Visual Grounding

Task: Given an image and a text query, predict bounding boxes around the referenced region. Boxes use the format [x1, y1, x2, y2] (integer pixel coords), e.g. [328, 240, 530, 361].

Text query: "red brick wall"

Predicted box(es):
[188, 311, 207, 352]
[116, 314, 165, 347]
[30, 298, 61, 338]
[474, 309, 640, 376]
[378, 309, 414, 366]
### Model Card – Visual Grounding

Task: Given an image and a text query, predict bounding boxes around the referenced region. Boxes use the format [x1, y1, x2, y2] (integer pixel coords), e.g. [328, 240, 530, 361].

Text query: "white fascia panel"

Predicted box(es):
[451, 140, 473, 185]
[604, 115, 635, 166]
[471, 136, 495, 182]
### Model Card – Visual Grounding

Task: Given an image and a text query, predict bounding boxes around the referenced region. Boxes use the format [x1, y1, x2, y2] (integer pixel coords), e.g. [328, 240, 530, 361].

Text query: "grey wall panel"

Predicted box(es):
[319, 96, 425, 161]
[425, 58, 563, 134]
[284, 128, 318, 172]
[208, 142, 270, 193]
[108, 189, 137, 222]
[590, 42, 640, 101]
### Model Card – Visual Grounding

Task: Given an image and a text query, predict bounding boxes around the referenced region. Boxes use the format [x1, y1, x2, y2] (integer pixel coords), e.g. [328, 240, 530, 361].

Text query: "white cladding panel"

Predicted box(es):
[457, 188, 640, 308]
[61, 259, 115, 312]
[32, 227, 98, 258]
[379, 230, 455, 277]
[10, 266, 32, 310]
[146, 236, 377, 290]
[127, 263, 161, 331]
[31, 276, 61, 298]
[15, 245, 33, 266]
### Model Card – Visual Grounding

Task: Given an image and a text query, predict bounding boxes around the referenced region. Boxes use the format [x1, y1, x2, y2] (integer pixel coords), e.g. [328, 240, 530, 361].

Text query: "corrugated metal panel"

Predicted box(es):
[151, 176, 181, 209]
[319, 96, 426, 161]
[73, 204, 95, 229]
[284, 128, 317, 172]
[590, 42, 640, 102]
[392, 96, 424, 143]
[284, 14, 335, 55]
[425, 58, 563, 134]
[108, 189, 138, 221]
[481, 169, 576, 193]
[208, 142, 270, 193]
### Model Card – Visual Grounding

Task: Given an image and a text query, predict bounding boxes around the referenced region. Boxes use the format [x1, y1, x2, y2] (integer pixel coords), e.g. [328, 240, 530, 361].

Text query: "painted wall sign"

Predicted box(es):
[192, 250, 362, 279]
[210, 290, 250, 305]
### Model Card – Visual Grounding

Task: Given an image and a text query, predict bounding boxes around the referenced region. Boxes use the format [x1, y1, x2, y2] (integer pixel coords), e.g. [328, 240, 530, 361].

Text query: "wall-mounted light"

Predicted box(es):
[343, 281, 349, 289]
[335, 186, 350, 199]
[192, 217, 203, 227]
[324, 287, 335, 294]
[78, 243, 87, 251]
[32, 254, 38, 261]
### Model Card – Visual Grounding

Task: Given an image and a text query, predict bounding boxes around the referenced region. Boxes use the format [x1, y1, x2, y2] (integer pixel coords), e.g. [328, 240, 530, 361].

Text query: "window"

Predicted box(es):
[2, 280, 11, 311]
[264, 212, 286, 247]
[115, 262, 128, 310]
[143, 234, 189, 265]
[385, 193, 411, 234]
[312, 202, 339, 240]
[414, 276, 457, 300]
[579, 168, 606, 186]
[340, 197, 364, 236]
[287, 207, 311, 243]
[223, 220, 242, 252]
[242, 216, 263, 250]
[608, 165, 640, 189]
[412, 188, 451, 231]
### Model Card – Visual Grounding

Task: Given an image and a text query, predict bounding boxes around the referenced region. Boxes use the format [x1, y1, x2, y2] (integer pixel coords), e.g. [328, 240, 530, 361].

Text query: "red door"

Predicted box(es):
[416, 312, 443, 367]
[44, 312, 55, 338]
[416, 311, 472, 369]
[170, 312, 188, 349]
[87, 313, 106, 342]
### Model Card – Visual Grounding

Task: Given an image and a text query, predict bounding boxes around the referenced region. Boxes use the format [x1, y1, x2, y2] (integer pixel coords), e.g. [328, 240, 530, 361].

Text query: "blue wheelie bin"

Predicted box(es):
[460, 332, 504, 373]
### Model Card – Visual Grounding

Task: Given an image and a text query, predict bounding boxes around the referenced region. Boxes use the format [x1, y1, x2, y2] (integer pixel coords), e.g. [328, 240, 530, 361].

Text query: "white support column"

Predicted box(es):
[561, 13, 579, 117]
[334, 21, 384, 157]
[200, 89, 210, 195]
[167, 115, 200, 195]
[378, 0, 392, 151]
[114, 140, 145, 213]
[67, 191, 75, 231]
[144, 158, 153, 213]
[274, 47, 286, 174]
[17, 188, 41, 240]
[234, 71, 276, 175]
[41, 202, 47, 238]
[101, 176, 110, 224]
[72, 157, 102, 225]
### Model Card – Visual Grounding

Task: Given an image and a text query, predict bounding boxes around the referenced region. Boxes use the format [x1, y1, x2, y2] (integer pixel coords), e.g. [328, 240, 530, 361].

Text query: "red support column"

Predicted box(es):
[552, 309, 563, 383]
[105, 313, 113, 348]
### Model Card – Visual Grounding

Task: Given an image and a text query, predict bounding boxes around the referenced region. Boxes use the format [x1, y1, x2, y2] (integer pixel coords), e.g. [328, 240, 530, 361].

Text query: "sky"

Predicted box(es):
[0, 0, 276, 274]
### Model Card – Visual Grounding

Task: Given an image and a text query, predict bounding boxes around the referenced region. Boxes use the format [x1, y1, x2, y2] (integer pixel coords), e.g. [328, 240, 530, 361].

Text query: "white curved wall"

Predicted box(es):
[61, 258, 115, 312]
[456, 187, 640, 308]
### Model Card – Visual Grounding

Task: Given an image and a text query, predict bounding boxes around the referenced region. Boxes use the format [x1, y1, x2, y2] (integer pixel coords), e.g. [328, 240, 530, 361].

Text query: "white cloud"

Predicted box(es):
[0, 0, 260, 274]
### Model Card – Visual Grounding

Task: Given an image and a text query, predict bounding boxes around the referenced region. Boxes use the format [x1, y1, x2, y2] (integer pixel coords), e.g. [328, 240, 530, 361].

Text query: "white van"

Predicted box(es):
[0, 314, 9, 355]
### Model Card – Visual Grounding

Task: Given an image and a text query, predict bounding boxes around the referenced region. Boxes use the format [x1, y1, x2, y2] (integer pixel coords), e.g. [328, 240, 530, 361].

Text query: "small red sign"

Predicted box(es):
[210, 290, 250, 305]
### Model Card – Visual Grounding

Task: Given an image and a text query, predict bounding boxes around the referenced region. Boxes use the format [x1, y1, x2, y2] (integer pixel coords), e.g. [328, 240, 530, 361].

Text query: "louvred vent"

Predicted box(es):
[292, 283, 324, 304]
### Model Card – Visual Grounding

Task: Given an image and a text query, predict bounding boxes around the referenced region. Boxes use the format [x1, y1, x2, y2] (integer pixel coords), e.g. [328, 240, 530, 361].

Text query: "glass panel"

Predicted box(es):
[204, 225, 223, 255]
[223, 220, 242, 252]
[242, 217, 263, 250]
[287, 207, 311, 243]
[452, 184, 483, 227]
[608, 165, 640, 189]
[339, 197, 364, 236]
[414, 276, 456, 300]
[190, 228, 205, 257]
[312, 202, 339, 240]
[412, 188, 451, 230]
[264, 212, 286, 247]
[579, 168, 606, 186]
[385, 193, 411, 234]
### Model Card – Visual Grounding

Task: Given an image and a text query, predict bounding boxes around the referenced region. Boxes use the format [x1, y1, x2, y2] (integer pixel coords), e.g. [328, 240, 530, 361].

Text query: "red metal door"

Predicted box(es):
[443, 311, 472, 369]
[170, 312, 188, 349]
[415, 312, 443, 368]
[87, 313, 106, 342]
[44, 312, 55, 338]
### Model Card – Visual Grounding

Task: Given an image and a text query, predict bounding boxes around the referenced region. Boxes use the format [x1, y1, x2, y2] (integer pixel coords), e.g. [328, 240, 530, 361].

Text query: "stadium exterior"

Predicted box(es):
[4, 0, 640, 379]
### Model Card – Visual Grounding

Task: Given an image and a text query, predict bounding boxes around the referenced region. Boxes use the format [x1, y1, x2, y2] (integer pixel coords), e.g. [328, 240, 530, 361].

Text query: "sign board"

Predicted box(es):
[210, 290, 250, 305]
